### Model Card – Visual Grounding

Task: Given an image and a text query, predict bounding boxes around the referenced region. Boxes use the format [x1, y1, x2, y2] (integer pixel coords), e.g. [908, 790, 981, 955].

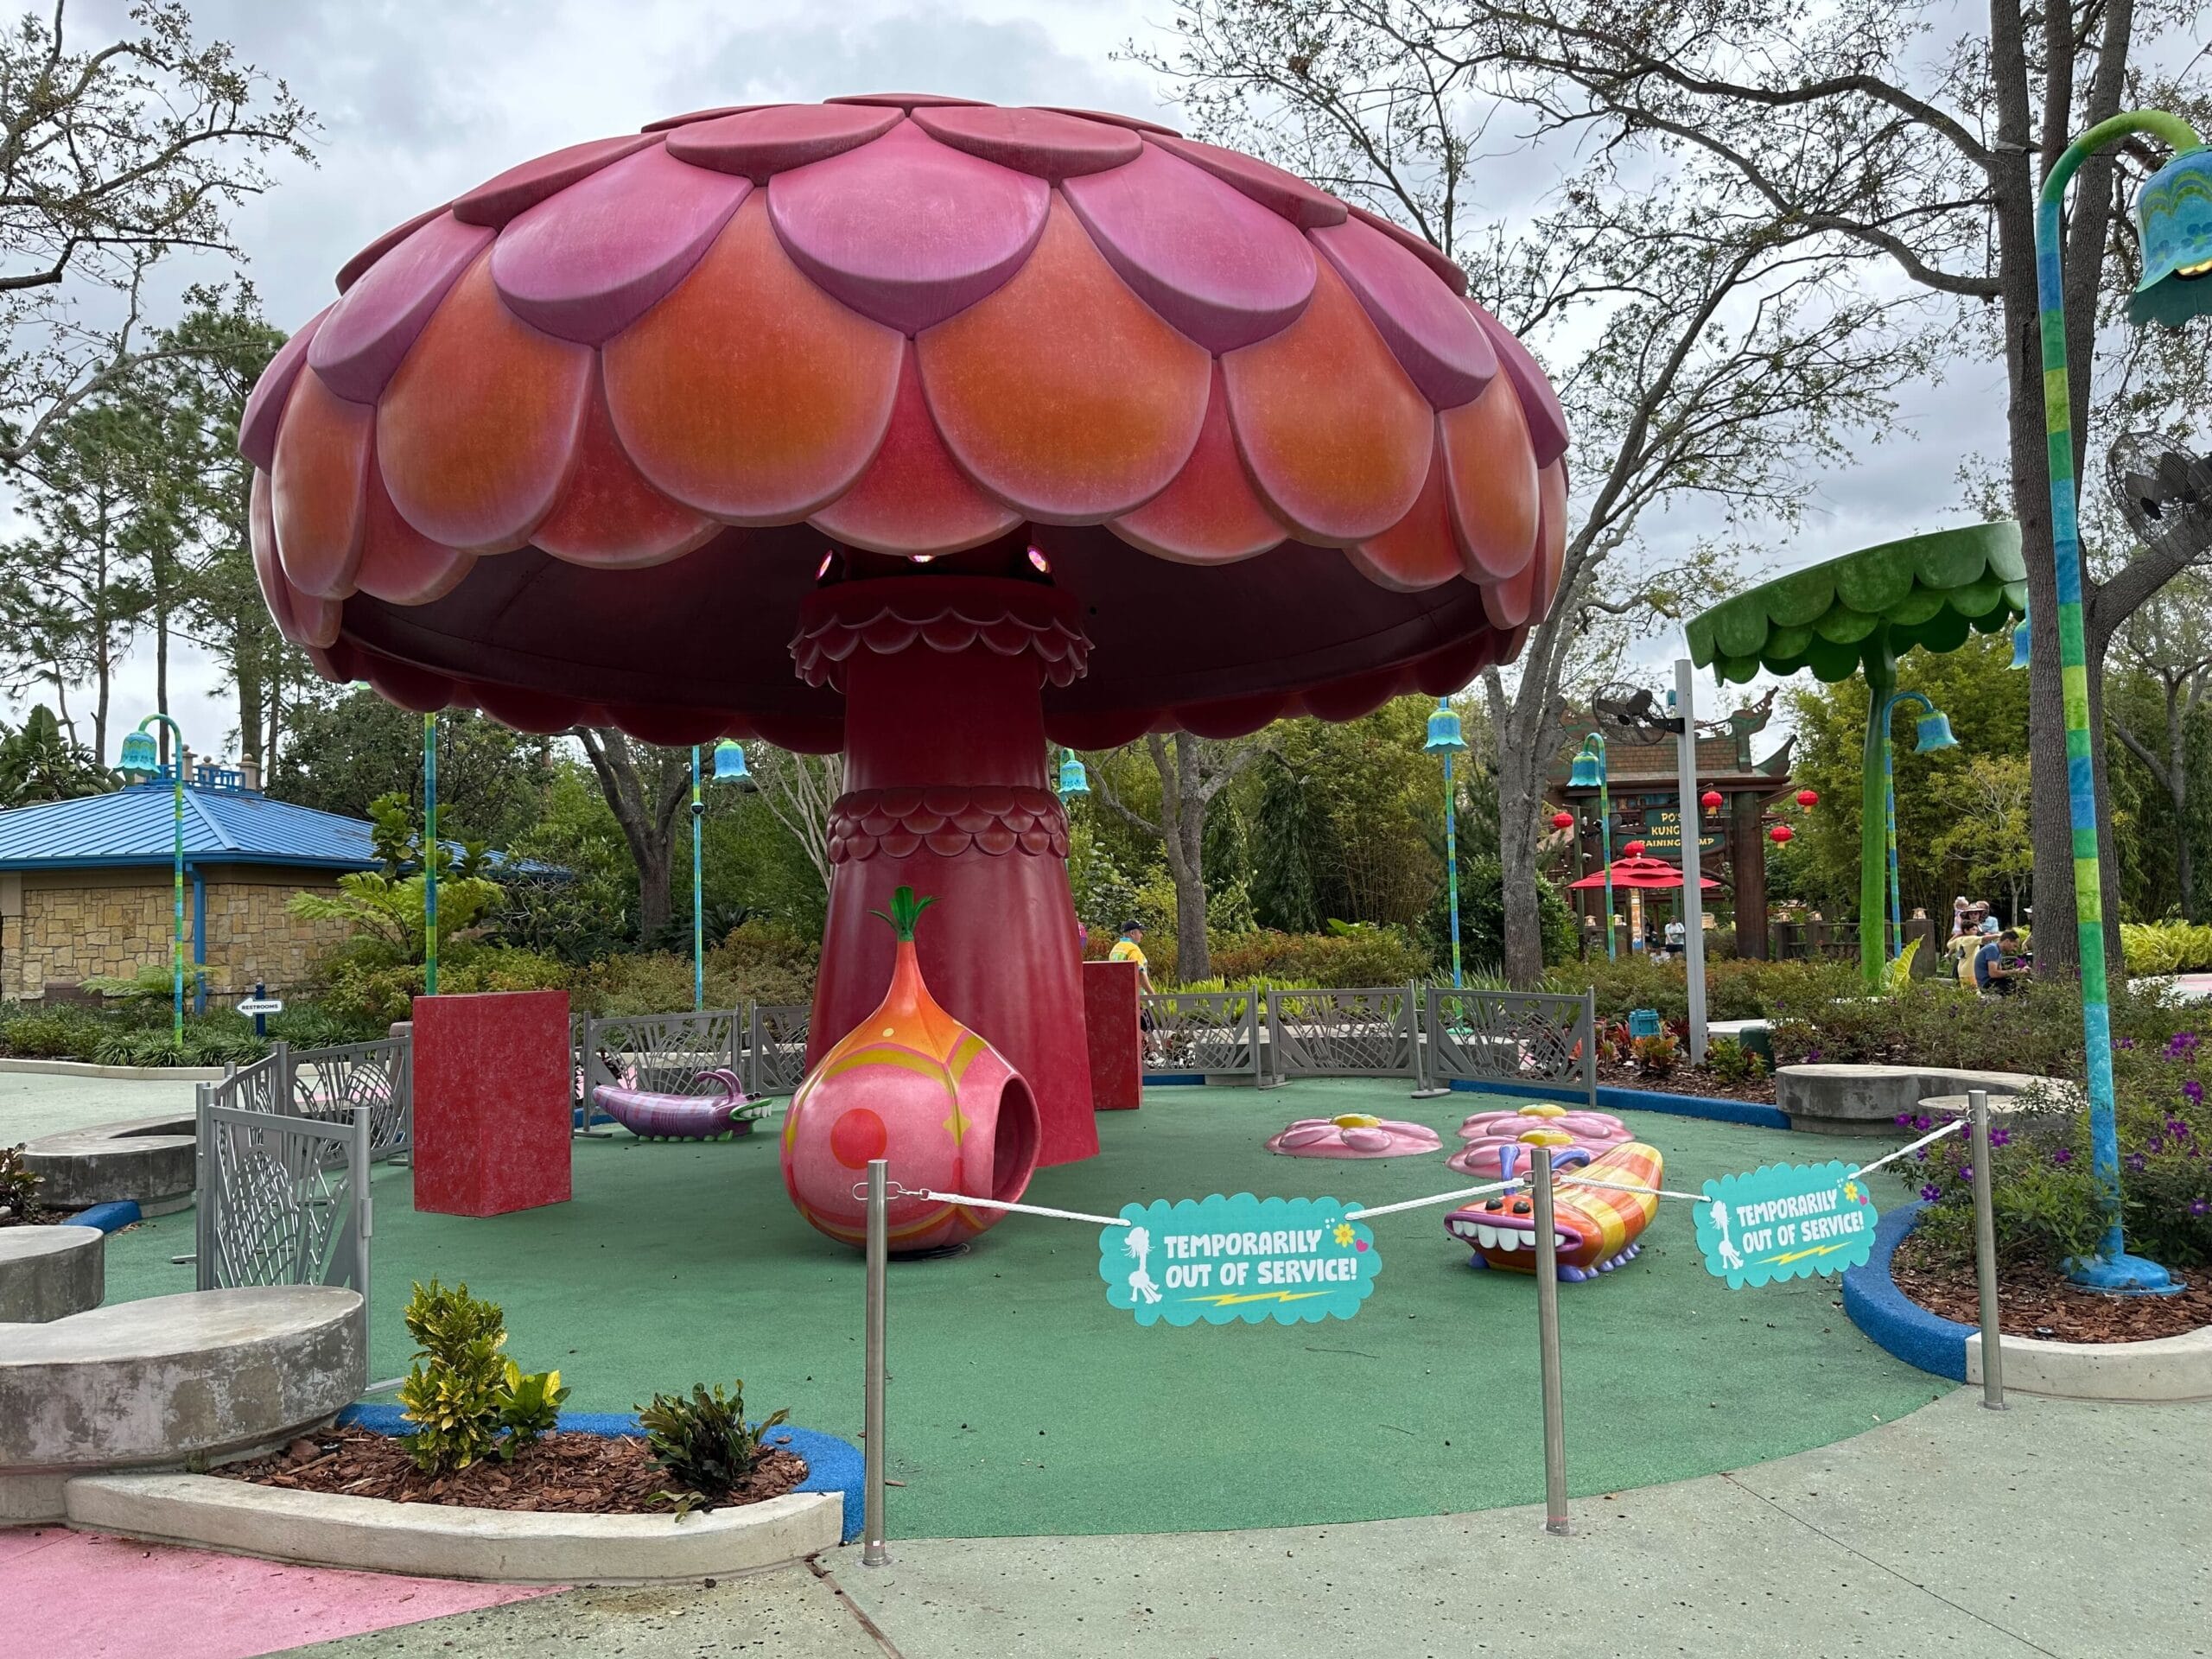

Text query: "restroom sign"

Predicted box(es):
[1100, 1192, 1381, 1326]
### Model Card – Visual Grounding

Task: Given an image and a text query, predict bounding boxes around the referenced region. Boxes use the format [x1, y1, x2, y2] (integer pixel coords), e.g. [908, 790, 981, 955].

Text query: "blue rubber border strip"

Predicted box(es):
[337, 1403, 865, 1542]
[58, 1200, 142, 1233]
[1840, 1199, 1971, 1382]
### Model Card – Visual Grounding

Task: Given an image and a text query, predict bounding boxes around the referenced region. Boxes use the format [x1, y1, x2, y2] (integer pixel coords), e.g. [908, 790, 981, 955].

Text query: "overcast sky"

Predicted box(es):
[18, 0, 2013, 762]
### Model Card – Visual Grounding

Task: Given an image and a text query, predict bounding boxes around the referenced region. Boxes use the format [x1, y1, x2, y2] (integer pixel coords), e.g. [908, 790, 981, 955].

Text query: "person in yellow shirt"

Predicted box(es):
[1107, 920, 1154, 992]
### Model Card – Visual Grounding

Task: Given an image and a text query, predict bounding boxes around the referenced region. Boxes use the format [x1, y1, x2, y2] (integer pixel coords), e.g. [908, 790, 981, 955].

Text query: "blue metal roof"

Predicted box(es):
[0, 784, 380, 872]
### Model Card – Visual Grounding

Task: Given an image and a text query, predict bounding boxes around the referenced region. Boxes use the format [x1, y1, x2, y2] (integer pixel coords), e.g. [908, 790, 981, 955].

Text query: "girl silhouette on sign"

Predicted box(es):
[1709, 1199, 1746, 1271]
[1124, 1226, 1162, 1305]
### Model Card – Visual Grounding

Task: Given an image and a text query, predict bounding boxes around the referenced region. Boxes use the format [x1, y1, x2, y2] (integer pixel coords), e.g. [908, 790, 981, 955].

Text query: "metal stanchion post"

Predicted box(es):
[862, 1158, 890, 1565]
[1969, 1090, 2006, 1410]
[1530, 1141, 1570, 1535]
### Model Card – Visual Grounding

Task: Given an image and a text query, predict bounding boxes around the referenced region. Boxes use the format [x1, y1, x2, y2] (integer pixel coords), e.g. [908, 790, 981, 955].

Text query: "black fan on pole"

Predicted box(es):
[2107, 430, 2212, 559]
[1591, 681, 1683, 746]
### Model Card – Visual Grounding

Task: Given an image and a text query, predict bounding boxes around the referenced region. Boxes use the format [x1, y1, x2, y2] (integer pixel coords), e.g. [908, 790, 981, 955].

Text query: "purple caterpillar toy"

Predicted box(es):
[592, 1068, 765, 1141]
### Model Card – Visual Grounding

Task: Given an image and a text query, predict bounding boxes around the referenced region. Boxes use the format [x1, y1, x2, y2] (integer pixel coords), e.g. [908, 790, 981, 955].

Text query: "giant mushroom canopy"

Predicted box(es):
[243, 94, 1570, 1177]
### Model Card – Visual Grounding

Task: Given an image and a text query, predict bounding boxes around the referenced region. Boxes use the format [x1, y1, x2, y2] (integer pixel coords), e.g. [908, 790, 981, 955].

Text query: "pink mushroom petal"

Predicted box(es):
[1344, 440, 1465, 592]
[237, 305, 330, 471]
[1344, 204, 1469, 296]
[453, 133, 662, 227]
[642, 104, 773, 134]
[1063, 143, 1317, 353]
[270, 372, 373, 599]
[1109, 362, 1284, 563]
[533, 366, 718, 569]
[1039, 106, 1182, 137]
[1440, 377, 1540, 581]
[356, 470, 476, 604]
[811, 348, 1023, 556]
[828, 92, 991, 110]
[1468, 301, 1569, 469]
[666, 103, 903, 182]
[1311, 216, 1496, 409]
[492, 147, 752, 345]
[308, 213, 494, 404]
[768, 120, 1049, 334]
[335, 203, 452, 294]
[1142, 133, 1349, 227]
[912, 105, 1141, 181]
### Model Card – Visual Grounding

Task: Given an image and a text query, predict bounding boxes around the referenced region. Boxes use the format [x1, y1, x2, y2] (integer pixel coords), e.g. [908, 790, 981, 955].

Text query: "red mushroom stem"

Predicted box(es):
[795, 575, 1097, 1166]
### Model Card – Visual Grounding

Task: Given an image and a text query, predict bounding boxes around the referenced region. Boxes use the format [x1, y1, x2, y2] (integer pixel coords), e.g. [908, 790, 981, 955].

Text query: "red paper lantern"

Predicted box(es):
[1770, 823, 1795, 844]
[1550, 810, 1575, 830]
[1796, 789, 1819, 809]
[1624, 839, 1646, 856]
[1699, 789, 1723, 812]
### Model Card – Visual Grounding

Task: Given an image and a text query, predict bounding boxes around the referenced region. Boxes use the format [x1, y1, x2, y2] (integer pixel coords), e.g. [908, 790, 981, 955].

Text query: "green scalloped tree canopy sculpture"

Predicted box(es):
[1688, 523, 2026, 986]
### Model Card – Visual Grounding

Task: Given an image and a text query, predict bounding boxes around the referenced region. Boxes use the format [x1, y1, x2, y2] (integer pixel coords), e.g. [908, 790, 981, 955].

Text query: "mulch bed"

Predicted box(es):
[1593, 1059, 1778, 1105]
[214, 1427, 807, 1516]
[1891, 1231, 2212, 1344]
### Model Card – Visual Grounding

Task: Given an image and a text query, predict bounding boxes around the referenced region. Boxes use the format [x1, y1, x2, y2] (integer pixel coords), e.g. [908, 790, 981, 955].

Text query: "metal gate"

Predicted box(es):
[194, 1094, 372, 1317]
[1263, 987, 1416, 1079]
[1141, 991, 1268, 1082]
[1422, 987, 1596, 1104]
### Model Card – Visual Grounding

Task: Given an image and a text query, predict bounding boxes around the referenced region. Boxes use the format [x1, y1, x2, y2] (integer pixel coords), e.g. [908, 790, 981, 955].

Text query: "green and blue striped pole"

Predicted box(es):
[1881, 691, 1940, 963]
[2036, 110, 2202, 1294]
[137, 715, 188, 1048]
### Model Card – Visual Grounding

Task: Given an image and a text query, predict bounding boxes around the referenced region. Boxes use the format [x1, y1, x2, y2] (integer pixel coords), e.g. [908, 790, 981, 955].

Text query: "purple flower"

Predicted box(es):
[2151, 1137, 2166, 1154]
[1912, 1114, 1931, 1131]
[2114, 1037, 2138, 1051]
[1805, 1049, 1823, 1063]
[1920, 1184, 1942, 1201]
[1959, 1165, 1974, 1181]
[2191, 1198, 2209, 1217]
[2167, 1033, 2202, 1059]
[1991, 1128, 2012, 1147]
[1895, 1112, 1913, 1127]
[2183, 1080, 2203, 1107]
[2169, 1117, 2193, 1137]
[2126, 1153, 2148, 1173]
[2054, 1147, 2075, 1165]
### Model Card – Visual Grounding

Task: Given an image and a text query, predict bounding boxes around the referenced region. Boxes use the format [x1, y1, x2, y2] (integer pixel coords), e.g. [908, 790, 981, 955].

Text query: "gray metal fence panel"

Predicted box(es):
[747, 1004, 811, 1096]
[290, 1038, 412, 1161]
[1263, 988, 1414, 1078]
[1141, 991, 1263, 1080]
[577, 1009, 745, 1100]
[196, 1098, 372, 1323]
[1424, 987, 1598, 1106]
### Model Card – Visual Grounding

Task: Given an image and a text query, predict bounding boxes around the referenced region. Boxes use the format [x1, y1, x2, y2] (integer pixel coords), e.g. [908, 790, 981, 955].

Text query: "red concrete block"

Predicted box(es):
[411, 990, 572, 1217]
[1084, 960, 1142, 1111]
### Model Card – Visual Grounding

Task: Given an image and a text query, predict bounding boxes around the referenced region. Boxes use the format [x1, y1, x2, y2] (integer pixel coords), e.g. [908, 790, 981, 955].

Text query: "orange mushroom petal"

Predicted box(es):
[534, 364, 718, 568]
[1344, 439, 1464, 592]
[1439, 376, 1540, 581]
[917, 197, 1210, 524]
[1109, 362, 1284, 563]
[377, 252, 594, 554]
[270, 371, 374, 599]
[601, 194, 904, 524]
[810, 345, 1020, 555]
[356, 469, 478, 604]
[1221, 256, 1431, 546]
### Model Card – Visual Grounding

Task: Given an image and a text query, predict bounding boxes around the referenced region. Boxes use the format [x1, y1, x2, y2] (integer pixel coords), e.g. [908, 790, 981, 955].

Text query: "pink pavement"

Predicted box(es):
[1, 1526, 558, 1658]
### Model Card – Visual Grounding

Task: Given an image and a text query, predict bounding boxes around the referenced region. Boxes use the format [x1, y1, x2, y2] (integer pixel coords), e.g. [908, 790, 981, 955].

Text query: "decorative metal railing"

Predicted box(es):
[1421, 988, 1596, 1104]
[1262, 987, 1416, 1079]
[746, 1003, 811, 1096]
[1140, 991, 1268, 1082]
[572, 1003, 813, 1118]
[288, 1038, 412, 1161]
[194, 1093, 372, 1320]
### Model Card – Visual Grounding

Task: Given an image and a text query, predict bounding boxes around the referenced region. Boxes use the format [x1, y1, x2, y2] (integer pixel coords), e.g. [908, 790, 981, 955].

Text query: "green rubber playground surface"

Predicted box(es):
[101, 1080, 1948, 1540]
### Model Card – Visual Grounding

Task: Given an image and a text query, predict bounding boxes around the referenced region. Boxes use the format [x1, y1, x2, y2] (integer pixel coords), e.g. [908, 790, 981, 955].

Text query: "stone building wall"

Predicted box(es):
[0, 864, 353, 1002]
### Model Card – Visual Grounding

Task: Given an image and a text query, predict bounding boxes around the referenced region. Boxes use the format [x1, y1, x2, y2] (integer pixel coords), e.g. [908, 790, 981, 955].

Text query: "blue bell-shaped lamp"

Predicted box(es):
[1056, 750, 1090, 797]
[2130, 147, 2212, 327]
[1422, 699, 1468, 753]
[118, 728, 160, 781]
[711, 739, 752, 785]
[1914, 710, 1959, 753]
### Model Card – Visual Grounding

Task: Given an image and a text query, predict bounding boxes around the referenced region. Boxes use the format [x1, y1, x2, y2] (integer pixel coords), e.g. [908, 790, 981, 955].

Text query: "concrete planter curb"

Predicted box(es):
[22, 1115, 196, 1212]
[1843, 1202, 2212, 1402]
[0, 1057, 229, 1082]
[1775, 1064, 2073, 1135]
[63, 1471, 842, 1584]
[0, 1226, 103, 1322]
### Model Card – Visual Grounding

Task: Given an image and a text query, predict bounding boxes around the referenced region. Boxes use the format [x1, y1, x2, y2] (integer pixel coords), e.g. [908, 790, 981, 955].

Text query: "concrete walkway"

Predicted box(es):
[0, 1067, 197, 1147]
[283, 1389, 2210, 1658]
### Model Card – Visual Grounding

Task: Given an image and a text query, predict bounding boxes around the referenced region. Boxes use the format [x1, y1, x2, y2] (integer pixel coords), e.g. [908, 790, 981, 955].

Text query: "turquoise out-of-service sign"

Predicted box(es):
[1100, 1193, 1380, 1326]
[1694, 1160, 1879, 1288]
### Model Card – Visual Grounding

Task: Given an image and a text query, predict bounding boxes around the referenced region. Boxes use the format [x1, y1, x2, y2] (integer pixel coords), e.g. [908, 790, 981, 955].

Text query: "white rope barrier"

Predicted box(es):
[1344, 1176, 1522, 1222]
[1557, 1174, 1713, 1205]
[902, 1187, 1133, 1228]
[1847, 1117, 1966, 1179]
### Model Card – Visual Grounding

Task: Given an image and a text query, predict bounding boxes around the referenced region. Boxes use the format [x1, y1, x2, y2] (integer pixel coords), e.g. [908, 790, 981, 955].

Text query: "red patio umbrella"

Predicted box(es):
[1567, 854, 1719, 891]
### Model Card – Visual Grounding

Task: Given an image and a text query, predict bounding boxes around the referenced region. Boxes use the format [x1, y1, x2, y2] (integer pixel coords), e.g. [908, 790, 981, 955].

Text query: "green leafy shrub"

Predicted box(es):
[1630, 1033, 1679, 1077]
[397, 1280, 567, 1473]
[1704, 1036, 1768, 1087]
[0, 1143, 44, 1224]
[637, 1380, 791, 1516]
[1909, 1034, 2211, 1271]
[2, 1007, 104, 1058]
[2121, 921, 2212, 976]
[1204, 924, 1433, 988]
